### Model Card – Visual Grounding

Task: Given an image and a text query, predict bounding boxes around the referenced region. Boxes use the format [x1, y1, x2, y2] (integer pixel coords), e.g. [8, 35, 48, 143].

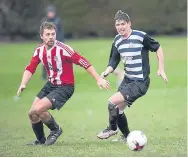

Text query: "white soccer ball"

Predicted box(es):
[127, 130, 147, 151]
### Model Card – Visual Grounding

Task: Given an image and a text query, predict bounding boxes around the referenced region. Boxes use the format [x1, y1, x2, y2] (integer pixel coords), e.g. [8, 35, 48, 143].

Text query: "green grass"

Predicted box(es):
[0, 36, 187, 157]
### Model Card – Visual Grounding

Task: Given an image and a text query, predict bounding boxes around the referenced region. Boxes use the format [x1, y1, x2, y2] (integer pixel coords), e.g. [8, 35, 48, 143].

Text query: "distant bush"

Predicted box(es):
[0, 0, 186, 40]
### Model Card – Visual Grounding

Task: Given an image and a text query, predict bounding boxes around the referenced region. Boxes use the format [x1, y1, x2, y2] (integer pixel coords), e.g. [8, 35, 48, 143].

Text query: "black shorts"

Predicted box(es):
[118, 77, 150, 107]
[37, 82, 74, 110]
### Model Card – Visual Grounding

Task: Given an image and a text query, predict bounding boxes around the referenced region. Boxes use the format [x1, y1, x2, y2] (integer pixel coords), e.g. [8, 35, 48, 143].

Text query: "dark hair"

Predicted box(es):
[114, 10, 130, 22]
[40, 21, 56, 35]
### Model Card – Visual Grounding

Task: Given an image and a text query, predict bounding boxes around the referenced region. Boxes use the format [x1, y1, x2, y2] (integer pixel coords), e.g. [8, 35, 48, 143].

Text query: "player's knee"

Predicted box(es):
[108, 101, 116, 109]
[28, 111, 32, 119]
[29, 105, 41, 115]
[108, 98, 120, 105]
[29, 108, 35, 116]
[28, 109, 39, 122]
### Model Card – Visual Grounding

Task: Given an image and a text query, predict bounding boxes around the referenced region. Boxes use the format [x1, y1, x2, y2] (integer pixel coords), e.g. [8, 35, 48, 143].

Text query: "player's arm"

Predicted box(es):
[143, 34, 168, 83]
[102, 42, 120, 78]
[17, 50, 41, 96]
[108, 42, 114, 62]
[72, 52, 110, 90]
[64, 46, 110, 90]
[70, 52, 99, 81]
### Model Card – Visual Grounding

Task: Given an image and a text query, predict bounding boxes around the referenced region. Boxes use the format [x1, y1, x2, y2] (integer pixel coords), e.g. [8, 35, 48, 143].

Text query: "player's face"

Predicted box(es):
[115, 20, 131, 36]
[41, 28, 56, 48]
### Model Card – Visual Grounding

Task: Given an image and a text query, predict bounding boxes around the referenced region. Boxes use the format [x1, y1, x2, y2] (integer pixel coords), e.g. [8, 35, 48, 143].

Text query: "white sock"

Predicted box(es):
[119, 110, 124, 114]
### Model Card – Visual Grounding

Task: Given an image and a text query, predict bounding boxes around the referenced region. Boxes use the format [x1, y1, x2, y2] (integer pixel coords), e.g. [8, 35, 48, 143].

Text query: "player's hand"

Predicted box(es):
[97, 77, 110, 90]
[17, 84, 26, 97]
[157, 69, 168, 84]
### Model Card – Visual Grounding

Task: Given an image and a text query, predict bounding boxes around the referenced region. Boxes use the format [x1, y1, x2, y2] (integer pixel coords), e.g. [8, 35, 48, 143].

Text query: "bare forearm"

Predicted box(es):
[86, 66, 100, 81]
[20, 70, 33, 86]
[156, 46, 168, 83]
[157, 46, 164, 70]
[17, 70, 33, 96]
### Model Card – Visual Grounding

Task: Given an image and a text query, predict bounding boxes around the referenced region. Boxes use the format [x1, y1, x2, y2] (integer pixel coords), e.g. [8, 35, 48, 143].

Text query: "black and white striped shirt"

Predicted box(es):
[108, 30, 160, 81]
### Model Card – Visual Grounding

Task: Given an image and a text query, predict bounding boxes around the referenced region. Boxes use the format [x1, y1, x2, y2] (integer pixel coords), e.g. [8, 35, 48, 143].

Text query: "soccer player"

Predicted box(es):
[97, 10, 168, 142]
[17, 22, 110, 146]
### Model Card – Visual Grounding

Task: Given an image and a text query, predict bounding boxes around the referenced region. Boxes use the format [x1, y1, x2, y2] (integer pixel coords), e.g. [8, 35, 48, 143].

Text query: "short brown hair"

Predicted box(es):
[40, 21, 56, 35]
[114, 10, 130, 22]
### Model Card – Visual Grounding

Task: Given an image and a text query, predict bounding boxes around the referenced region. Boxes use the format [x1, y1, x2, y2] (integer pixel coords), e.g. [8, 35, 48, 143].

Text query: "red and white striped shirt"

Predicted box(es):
[26, 40, 91, 85]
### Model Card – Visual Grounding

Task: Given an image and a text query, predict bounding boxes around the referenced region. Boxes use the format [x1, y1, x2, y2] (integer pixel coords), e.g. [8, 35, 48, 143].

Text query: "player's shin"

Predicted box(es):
[42, 114, 62, 145]
[31, 121, 46, 143]
[117, 111, 130, 138]
[43, 114, 59, 131]
[108, 102, 119, 131]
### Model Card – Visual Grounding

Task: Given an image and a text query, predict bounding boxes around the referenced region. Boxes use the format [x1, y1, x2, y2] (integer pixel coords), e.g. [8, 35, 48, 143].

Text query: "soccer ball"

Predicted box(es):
[127, 130, 147, 151]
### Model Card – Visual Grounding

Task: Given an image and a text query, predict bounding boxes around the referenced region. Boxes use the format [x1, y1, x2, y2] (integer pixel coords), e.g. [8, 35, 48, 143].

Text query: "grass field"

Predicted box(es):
[0, 36, 187, 157]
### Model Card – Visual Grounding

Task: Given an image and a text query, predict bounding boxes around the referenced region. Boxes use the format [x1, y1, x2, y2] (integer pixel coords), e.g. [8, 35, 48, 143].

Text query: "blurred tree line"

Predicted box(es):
[0, 0, 186, 40]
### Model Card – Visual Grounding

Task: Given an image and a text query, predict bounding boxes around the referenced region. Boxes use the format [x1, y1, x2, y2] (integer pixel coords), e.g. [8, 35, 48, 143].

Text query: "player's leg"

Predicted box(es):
[29, 97, 61, 146]
[27, 82, 52, 145]
[97, 91, 125, 139]
[118, 102, 130, 138]
[30, 97, 62, 145]
[27, 97, 46, 145]
[97, 77, 150, 140]
[32, 85, 74, 145]
[112, 102, 130, 142]
[113, 77, 150, 142]
[97, 77, 127, 139]
[28, 99, 54, 146]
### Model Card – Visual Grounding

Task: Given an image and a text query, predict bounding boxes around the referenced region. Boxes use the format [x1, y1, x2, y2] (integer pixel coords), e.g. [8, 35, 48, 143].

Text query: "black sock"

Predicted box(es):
[108, 102, 119, 131]
[43, 115, 59, 131]
[32, 121, 46, 143]
[117, 112, 130, 138]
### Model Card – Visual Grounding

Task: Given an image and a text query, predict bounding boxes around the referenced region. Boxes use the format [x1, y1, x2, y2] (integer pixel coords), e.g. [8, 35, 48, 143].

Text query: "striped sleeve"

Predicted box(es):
[25, 48, 41, 74]
[72, 52, 91, 69]
[62, 44, 91, 69]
